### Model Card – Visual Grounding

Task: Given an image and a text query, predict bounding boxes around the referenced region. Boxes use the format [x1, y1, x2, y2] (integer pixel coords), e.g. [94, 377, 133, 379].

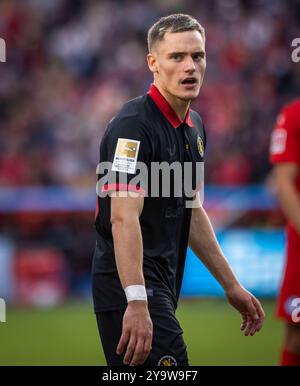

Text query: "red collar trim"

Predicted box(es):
[147, 83, 194, 128]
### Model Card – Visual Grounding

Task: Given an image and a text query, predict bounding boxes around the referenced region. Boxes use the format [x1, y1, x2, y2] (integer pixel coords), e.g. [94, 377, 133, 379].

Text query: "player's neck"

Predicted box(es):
[153, 82, 190, 121]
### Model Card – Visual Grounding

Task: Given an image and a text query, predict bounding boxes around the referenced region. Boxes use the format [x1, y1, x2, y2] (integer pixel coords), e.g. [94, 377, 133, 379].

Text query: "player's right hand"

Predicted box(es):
[116, 301, 153, 366]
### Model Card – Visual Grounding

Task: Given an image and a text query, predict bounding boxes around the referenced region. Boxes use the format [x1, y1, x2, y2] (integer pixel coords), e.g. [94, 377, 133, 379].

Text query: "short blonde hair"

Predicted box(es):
[147, 13, 205, 52]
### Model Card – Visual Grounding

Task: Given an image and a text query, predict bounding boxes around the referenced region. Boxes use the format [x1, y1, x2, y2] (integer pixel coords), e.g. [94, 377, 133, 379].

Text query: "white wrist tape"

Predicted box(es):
[124, 285, 147, 302]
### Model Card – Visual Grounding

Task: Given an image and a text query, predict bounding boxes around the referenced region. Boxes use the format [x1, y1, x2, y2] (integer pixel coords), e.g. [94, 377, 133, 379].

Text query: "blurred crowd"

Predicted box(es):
[0, 0, 300, 187]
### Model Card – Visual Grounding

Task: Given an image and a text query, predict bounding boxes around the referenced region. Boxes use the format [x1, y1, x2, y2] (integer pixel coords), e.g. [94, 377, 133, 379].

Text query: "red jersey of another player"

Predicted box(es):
[269, 98, 300, 322]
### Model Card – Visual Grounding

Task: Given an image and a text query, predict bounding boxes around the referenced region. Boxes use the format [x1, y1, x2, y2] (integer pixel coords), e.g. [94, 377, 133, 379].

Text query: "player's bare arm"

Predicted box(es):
[110, 192, 153, 366]
[273, 163, 300, 235]
[188, 199, 265, 336]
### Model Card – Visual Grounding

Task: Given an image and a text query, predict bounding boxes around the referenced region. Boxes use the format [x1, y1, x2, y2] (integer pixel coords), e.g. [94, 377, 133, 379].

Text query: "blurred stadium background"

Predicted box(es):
[0, 0, 300, 365]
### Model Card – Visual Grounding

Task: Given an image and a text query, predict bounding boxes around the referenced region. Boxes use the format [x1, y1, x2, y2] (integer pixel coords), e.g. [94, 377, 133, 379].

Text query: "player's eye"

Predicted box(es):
[193, 53, 205, 61]
[172, 54, 183, 61]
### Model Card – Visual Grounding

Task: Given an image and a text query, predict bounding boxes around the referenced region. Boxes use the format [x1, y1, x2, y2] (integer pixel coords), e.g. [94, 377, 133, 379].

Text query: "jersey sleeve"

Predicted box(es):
[97, 116, 152, 197]
[269, 105, 300, 166]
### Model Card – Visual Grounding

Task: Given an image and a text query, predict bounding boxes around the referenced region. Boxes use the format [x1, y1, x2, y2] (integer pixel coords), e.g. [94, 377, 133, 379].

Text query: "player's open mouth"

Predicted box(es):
[181, 77, 197, 85]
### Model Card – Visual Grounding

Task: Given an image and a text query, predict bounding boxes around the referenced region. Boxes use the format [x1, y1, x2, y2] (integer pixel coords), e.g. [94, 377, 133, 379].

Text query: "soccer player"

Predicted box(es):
[270, 98, 300, 366]
[92, 14, 265, 366]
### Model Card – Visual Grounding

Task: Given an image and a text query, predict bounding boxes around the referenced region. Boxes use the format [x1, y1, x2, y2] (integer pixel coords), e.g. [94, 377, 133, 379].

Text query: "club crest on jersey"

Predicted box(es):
[158, 355, 177, 366]
[197, 136, 204, 157]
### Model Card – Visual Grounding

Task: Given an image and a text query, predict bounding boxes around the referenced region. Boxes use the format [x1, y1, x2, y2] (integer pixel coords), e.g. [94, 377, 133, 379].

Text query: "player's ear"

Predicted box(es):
[147, 52, 158, 74]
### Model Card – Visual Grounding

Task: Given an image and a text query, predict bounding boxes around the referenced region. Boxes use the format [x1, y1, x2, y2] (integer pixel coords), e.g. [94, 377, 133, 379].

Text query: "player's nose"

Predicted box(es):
[184, 56, 196, 73]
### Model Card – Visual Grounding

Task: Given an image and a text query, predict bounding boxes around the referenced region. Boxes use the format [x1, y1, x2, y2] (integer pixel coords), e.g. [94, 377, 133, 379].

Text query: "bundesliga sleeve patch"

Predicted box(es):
[112, 138, 140, 174]
[270, 128, 287, 155]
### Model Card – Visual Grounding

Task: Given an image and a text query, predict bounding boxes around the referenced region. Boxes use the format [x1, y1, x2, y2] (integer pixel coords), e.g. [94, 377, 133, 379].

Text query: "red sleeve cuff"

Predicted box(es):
[101, 183, 146, 197]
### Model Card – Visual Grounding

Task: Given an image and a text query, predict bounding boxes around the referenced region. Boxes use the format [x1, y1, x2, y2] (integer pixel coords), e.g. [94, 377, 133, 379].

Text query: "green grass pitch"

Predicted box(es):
[0, 298, 282, 366]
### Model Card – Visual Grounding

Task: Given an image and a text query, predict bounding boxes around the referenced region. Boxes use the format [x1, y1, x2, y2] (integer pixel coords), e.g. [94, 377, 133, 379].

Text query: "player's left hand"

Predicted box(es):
[225, 284, 265, 336]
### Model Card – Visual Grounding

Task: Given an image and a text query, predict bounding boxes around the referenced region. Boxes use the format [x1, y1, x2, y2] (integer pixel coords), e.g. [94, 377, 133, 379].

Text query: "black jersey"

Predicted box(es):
[92, 84, 206, 312]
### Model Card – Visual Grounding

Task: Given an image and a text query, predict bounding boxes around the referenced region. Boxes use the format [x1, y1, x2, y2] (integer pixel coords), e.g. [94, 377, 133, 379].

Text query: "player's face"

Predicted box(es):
[148, 30, 206, 102]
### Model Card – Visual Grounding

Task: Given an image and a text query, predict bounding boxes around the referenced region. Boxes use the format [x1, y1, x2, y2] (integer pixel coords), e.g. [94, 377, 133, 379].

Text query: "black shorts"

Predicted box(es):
[95, 303, 189, 366]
